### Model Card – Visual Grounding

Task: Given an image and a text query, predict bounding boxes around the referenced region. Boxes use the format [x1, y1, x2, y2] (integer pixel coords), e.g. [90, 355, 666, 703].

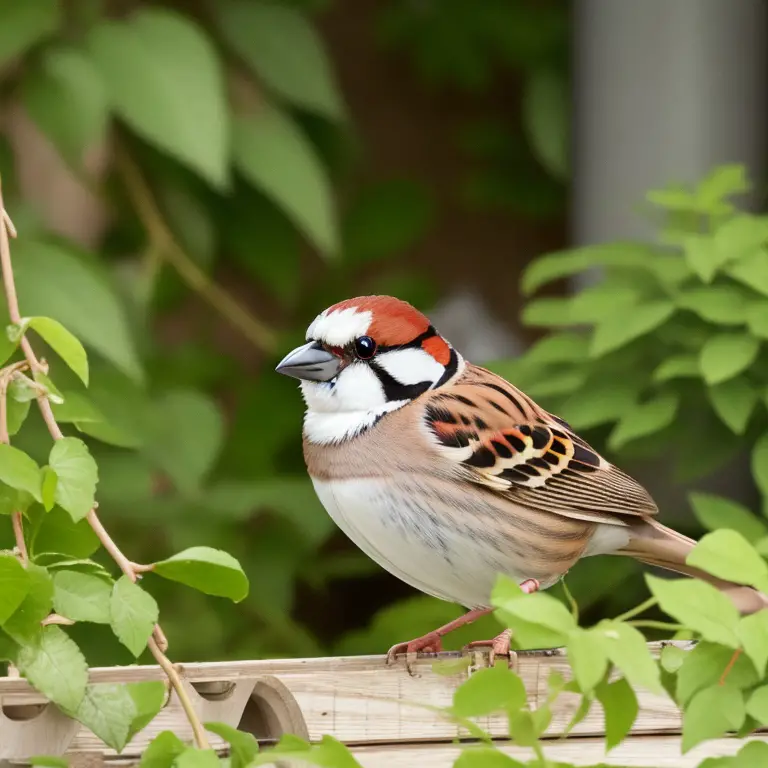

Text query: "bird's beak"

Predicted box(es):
[275, 341, 341, 382]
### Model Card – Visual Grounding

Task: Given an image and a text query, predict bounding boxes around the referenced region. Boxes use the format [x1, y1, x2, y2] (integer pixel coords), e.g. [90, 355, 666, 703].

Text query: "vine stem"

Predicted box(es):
[613, 596, 659, 623]
[0, 178, 210, 749]
[115, 145, 277, 353]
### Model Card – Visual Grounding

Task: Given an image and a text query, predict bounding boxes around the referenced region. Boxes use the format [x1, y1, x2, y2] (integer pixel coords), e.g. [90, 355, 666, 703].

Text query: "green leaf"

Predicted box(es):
[0, 444, 42, 501]
[0, 0, 60, 68]
[506, 710, 540, 747]
[590, 301, 675, 357]
[249, 734, 363, 767]
[41, 467, 58, 512]
[677, 642, 758, 705]
[608, 393, 679, 450]
[682, 684, 745, 752]
[29, 505, 100, 559]
[595, 676, 638, 751]
[22, 46, 109, 165]
[453, 749, 525, 768]
[560, 378, 642, 431]
[87, 10, 228, 188]
[204, 722, 259, 768]
[0, 324, 17, 366]
[153, 547, 249, 602]
[595, 620, 663, 695]
[696, 164, 750, 206]
[491, 575, 576, 648]
[139, 731, 187, 768]
[215, 0, 343, 121]
[141, 390, 223, 495]
[684, 235, 723, 282]
[49, 438, 98, 522]
[677, 285, 751, 325]
[28, 758, 69, 768]
[522, 242, 660, 296]
[653, 354, 701, 382]
[522, 332, 590, 366]
[726, 251, 768, 297]
[738, 610, 768, 677]
[699, 333, 761, 385]
[13, 239, 142, 381]
[715, 214, 768, 260]
[0, 553, 31, 624]
[342, 180, 434, 264]
[24, 317, 89, 385]
[646, 574, 740, 647]
[175, 749, 225, 768]
[68, 684, 135, 752]
[567, 628, 608, 693]
[51, 390, 104, 425]
[687, 529, 768, 593]
[110, 575, 158, 657]
[451, 663, 526, 718]
[0, 483, 33, 517]
[4, 564, 54, 643]
[747, 301, 768, 339]
[17, 625, 88, 713]
[7, 393, 32, 437]
[707, 377, 758, 434]
[746, 685, 768, 725]
[689, 492, 768, 541]
[233, 106, 337, 257]
[53, 570, 112, 624]
[750, 433, 768, 499]
[522, 68, 568, 180]
[126, 681, 167, 742]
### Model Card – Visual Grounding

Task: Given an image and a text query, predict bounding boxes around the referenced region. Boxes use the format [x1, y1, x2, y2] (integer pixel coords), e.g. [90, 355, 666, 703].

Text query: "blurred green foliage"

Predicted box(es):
[0, 0, 568, 668]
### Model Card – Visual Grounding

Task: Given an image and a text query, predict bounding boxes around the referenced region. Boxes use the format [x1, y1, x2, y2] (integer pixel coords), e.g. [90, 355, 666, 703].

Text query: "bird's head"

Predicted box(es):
[276, 296, 463, 423]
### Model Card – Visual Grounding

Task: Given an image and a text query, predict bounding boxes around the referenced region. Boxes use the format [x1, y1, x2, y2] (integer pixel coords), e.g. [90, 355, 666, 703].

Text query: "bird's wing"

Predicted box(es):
[421, 364, 658, 526]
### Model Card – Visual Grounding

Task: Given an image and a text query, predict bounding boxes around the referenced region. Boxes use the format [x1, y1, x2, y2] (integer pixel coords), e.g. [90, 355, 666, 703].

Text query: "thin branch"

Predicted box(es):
[614, 596, 659, 624]
[0, 361, 29, 566]
[148, 637, 208, 747]
[115, 146, 277, 354]
[0, 179, 209, 748]
[41, 613, 75, 627]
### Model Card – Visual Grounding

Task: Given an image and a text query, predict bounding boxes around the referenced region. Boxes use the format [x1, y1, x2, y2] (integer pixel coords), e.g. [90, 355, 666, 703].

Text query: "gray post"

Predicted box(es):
[572, 0, 768, 512]
[573, 0, 767, 245]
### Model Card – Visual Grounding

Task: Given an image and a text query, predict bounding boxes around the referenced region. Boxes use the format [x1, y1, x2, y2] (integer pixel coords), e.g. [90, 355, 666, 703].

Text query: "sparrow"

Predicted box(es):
[276, 295, 768, 665]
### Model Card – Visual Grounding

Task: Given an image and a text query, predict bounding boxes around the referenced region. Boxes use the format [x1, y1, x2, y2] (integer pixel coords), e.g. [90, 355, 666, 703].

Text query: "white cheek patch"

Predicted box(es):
[300, 365, 408, 444]
[306, 307, 372, 346]
[299, 364, 387, 414]
[376, 347, 447, 386]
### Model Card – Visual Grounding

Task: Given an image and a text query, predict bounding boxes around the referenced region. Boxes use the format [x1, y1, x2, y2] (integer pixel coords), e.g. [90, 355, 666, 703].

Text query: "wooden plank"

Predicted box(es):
[347, 734, 768, 768]
[0, 643, 688, 758]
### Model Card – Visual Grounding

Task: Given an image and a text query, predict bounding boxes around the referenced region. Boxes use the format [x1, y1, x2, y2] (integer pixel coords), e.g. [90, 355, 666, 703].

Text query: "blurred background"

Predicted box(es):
[1, 0, 768, 665]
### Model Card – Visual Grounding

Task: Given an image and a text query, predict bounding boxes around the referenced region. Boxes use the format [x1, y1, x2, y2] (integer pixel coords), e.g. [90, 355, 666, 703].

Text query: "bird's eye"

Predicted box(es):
[353, 336, 377, 360]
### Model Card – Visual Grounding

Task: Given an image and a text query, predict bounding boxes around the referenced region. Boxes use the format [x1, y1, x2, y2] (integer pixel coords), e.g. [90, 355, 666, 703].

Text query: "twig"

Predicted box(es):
[614, 596, 659, 624]
[148, 637, 208, 747]
[41, 613, 75, 627]
[720, 649, 742, 686]
[0, 360, 29, 565]
[0, 180, 209, 748]
[115, 146, 276, 353]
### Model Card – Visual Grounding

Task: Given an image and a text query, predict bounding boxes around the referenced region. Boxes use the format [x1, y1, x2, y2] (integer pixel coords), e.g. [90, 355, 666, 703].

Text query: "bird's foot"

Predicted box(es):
[465, 629, 516, 668]
[386, 631, 443, 675]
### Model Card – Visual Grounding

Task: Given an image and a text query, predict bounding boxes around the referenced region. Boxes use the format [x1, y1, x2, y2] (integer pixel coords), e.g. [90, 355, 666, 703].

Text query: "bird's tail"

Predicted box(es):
[619, 518, 768, 615]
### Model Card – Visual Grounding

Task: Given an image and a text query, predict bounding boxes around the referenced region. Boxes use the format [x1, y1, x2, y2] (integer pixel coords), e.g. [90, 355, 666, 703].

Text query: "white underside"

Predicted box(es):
[311, 476, 631, 609]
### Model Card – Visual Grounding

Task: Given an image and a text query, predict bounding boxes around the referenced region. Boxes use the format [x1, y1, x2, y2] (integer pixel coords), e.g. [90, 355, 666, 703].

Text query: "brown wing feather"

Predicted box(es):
[422, 364, 658, 525]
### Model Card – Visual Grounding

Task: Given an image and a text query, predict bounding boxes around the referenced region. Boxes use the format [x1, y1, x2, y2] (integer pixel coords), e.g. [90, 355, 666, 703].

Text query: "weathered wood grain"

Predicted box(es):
[0, 641, 717, 767]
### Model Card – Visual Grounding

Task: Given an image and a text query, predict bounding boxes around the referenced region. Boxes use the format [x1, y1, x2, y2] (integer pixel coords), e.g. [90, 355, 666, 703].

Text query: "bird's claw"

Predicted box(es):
[386, 631, 443, 676]
[464, 629, 516, 669]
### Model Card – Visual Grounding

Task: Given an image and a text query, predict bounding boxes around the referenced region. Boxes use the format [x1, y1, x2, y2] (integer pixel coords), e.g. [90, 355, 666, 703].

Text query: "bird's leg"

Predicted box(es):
[385, 607, 494, 667]
[463, 578, 540, 667]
